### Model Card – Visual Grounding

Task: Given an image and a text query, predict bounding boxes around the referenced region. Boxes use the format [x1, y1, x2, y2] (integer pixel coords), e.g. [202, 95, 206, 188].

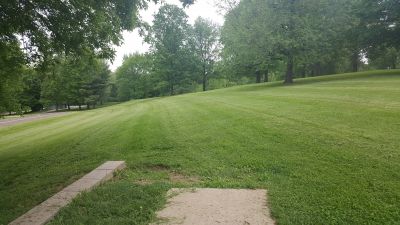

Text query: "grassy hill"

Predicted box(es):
[1, 70, 400, 225]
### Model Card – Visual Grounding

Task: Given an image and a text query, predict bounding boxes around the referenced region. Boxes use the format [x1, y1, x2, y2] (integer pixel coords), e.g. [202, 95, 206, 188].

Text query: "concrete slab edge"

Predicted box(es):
[9, 161, 126, 225]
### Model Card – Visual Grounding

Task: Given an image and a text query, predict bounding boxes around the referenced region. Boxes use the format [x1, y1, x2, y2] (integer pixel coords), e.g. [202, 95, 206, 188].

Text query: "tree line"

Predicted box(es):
[114, 5, 220, 100]
[1, 0, 399, 113]
[114, 0, 400, 101]
[0, 49, 111, 114]
[220, 0, 400, 84]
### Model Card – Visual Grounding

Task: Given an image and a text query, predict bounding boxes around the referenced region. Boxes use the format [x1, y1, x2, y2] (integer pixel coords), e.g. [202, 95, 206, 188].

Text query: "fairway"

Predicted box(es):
[1, 71, 400, 224]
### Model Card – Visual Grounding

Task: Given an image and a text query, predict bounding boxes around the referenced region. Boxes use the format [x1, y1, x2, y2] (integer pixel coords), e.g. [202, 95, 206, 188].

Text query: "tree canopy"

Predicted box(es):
[146, 4, 197, 95]
[0, 0, 194, 114]
[193, 18, 220, 91]
[1, 0, 195, 62]
[220, 0, 399, 83]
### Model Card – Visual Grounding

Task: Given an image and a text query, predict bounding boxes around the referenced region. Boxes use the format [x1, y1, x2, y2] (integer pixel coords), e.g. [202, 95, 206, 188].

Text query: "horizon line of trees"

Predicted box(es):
[1, 0, 399, 113]
[114, 5, 221, 101]
[0, 52, 111, 115]
[220, 0, 400, 84]
[113, 1, 399, 102]
[0, 0, 194, 115]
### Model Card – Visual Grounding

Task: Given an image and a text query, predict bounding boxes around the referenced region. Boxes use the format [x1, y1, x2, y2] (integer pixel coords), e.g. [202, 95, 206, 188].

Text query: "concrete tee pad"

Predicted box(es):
[9, 161, 126, 225]
[154, 188, 275, 225]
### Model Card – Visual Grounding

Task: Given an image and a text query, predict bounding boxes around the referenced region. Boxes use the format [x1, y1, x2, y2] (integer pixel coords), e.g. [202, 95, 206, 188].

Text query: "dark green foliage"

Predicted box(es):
[20, 69, 43, 112]
[115, 8, 220, 99]
[40, 54, 110, 110]
[220, 0, 400, 83]
[368, 46, 400, 70]
[0, 41, 26, 114]
[115, 54, 155, 101]
[1, 0, 135, 61]
[192, 18, 220, 91]
[0, 0, 193, 62]
[356, 0, 400, 48]
[0, 0, 195, 114]
[147, 4, 198, 95]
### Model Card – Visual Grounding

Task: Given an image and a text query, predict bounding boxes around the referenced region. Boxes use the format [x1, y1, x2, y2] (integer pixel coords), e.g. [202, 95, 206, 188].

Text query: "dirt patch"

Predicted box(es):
[169, 172, 201, 184]
[154, 188, 275, 225]
[144, 163, 172, 171]
[135, 164, 201, 185]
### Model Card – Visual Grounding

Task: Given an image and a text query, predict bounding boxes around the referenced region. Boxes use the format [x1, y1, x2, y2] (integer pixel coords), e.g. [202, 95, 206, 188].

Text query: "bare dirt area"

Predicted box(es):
[134, 164, 201, 186]
[0, 112, 68, 127]
[153, 188, 275, 225]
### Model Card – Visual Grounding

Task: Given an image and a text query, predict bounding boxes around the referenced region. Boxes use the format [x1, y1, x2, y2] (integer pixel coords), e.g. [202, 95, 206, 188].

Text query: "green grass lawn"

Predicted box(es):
[1, 70, 400, 225]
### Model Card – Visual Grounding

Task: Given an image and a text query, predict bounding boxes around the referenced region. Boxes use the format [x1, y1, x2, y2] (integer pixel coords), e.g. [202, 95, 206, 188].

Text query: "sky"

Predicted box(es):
[109, 0, 225, 71]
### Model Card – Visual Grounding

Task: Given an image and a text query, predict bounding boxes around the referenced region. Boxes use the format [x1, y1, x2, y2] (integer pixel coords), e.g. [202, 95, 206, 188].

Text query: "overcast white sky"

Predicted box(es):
[109, 0, 224, 71]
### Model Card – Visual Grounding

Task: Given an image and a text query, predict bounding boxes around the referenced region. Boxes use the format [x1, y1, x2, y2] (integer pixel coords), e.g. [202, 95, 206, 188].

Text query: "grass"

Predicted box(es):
[49, 182, 169, 225]
[1, 70, 400, 225]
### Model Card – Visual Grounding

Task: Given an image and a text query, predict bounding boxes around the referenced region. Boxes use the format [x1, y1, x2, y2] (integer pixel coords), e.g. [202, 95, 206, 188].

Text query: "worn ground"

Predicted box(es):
[1, 70, 400, 225]
[153, 188, 275, 225]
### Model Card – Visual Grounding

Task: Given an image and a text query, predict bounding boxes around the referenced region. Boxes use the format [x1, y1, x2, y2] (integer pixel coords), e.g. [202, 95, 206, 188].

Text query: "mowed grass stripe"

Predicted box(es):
[0, 101, 151, 223]
[191, 95, 399, 223]
[0, 71, 399, 224]
[160, 85, 399, 223]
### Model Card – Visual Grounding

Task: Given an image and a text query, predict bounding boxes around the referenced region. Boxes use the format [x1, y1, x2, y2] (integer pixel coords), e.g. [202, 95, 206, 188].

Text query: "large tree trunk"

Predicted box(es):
[255, 69, 261, 83]
[284, 55, 294, 84]
[264, 69, 269, 82]
[351, 52, 359, 72]
[67, 104, 70, 110]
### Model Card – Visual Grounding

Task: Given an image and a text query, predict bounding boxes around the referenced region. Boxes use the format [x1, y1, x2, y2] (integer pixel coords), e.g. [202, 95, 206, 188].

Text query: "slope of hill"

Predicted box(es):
[1, 70, 399, 224]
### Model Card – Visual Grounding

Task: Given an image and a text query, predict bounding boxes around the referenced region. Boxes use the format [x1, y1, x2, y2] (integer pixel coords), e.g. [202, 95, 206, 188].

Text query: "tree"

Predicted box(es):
[221, 0, 278, 83]
[146, 4, 196, 95]
[267, 0, 342, 83]
[215, 0, 240, 14]
[115, 54, 154, 101]
[1, 0, 194, 113]
[192, 17, 220, 91]
[221, 0, 352, 83]
[1, 0, 194, 64]
[40, 61, 67, 111]
[81, 60, 110, 109]
[20, 68, 43, 112]
[368, 46, 399, 70]
[0, 40, 25, 114]
[358, 0, 400, 49]
[347, 0, 400, 71]
[41, 53, 111, 110]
